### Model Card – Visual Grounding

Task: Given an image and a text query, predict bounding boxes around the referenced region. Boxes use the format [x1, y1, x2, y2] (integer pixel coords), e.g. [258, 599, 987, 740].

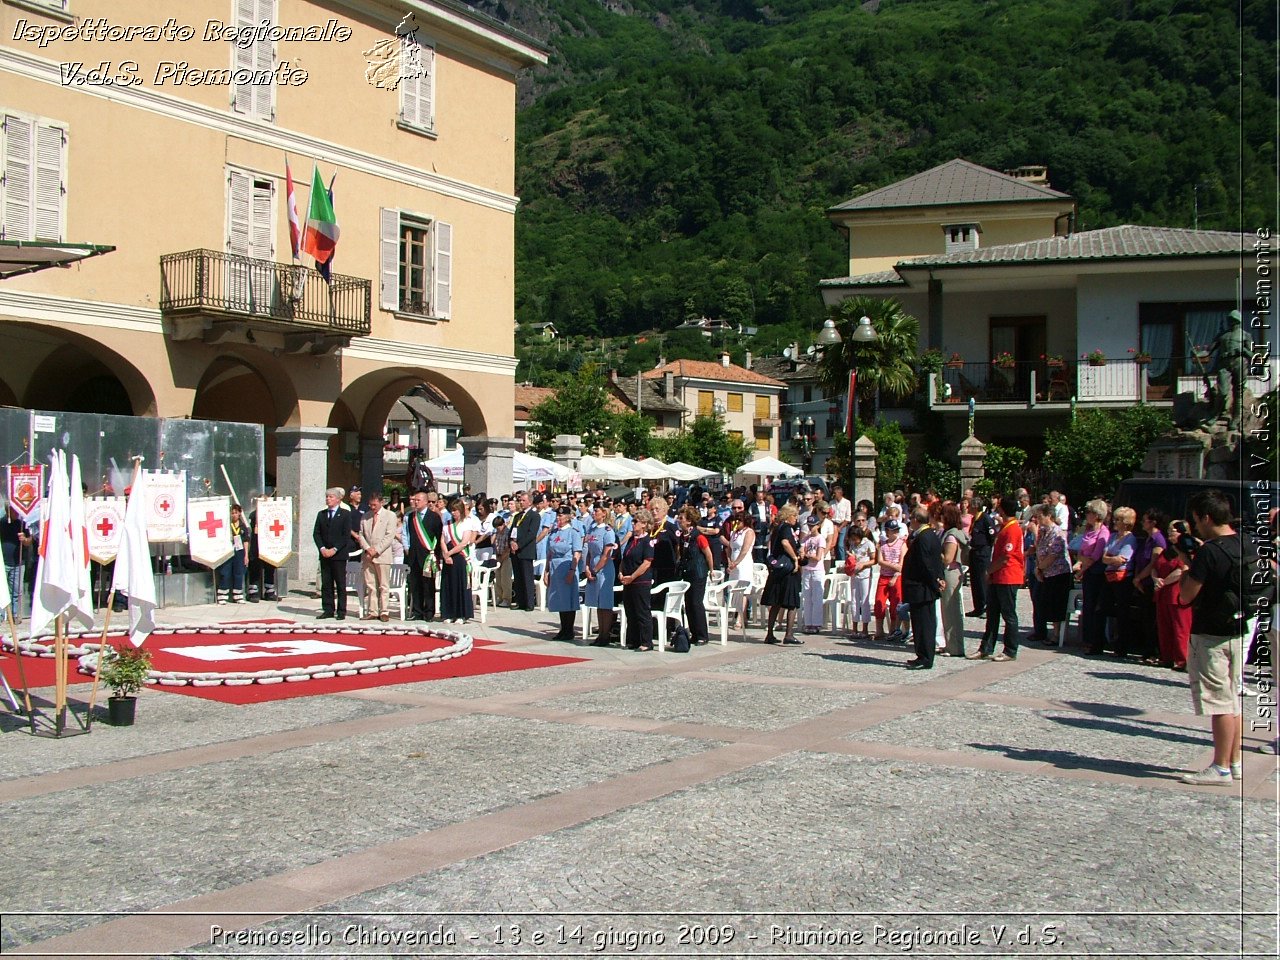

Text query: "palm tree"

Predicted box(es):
[817, 296, 920, 424]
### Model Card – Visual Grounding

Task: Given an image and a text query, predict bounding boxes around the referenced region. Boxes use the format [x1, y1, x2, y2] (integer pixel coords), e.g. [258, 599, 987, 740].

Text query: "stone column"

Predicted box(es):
[459, 436, 519, 497]
[552, 434, 584, 477]
[275, 425, 337, 588]
[958, 435, 987, 494]
[358, 435, 385, 498]
[853, 434, 877, 505]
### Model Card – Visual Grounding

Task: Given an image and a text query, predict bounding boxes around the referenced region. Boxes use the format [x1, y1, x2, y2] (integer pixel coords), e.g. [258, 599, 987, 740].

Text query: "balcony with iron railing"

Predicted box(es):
[929, 357, 1280, 411]
[160, 249, 371, 353]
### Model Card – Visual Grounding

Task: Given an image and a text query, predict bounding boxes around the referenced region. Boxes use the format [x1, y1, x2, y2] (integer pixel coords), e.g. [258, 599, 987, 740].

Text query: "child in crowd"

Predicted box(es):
[800, 515, 827, 634]
[874, 519, 906, 640]
[844, 523, 876, 637]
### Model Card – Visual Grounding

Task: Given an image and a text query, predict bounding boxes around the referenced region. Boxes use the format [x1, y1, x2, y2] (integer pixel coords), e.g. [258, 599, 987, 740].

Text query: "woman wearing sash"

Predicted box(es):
[544, 506, 584, 641]
[584, 503, 618, 646]
[440, 498, 477, 623]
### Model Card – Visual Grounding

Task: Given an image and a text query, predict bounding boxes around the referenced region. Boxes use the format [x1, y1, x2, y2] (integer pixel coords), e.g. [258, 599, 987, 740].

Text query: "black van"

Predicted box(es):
[1110, 478, 1278, 526]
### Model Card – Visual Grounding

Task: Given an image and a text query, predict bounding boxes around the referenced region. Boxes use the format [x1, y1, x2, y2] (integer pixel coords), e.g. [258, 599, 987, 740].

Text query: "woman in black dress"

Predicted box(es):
[763, 503, 802, 645]
[619, 512, 655, 651]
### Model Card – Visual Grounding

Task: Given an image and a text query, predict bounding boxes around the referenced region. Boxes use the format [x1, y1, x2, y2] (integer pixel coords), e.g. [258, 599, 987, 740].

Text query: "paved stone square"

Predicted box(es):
[0, 589, 1275, 959]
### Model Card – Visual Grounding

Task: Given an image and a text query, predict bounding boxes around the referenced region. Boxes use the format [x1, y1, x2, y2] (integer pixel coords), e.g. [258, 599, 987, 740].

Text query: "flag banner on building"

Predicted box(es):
[85, 497, 126, 564]
[7, 465, 43, 521]
[111, 469, 157, 646]
[186, 497, 233, 569]
[301, 163, 339, 265]
[317, 173, 336, 283]
[255, 497, 293, 568]
[284, 157, 302, 259]
[845, 369, 857, 436]
[30, 450, 72, 637]
[144, 471, 187, 543]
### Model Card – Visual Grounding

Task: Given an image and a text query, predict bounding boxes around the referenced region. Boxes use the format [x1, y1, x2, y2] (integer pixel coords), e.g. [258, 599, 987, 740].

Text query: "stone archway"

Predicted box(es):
[191, 353, 301, 477]
[12, 326, 157, 417]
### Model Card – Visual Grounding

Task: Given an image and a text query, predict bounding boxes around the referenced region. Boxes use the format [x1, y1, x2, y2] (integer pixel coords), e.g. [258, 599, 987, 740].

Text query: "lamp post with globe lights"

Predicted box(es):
[816, 314, 879, 502]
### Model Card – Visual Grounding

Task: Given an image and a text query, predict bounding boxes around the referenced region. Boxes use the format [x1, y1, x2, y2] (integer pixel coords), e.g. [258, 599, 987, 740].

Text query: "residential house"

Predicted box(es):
[820, 159, 1270, 448]
[641, 356, 786, 460]
[514, 383, 555, 450]
[0, 0, 547, 576]
[606, 370, 687, 435]
[383, 384, 461, 474]
[751, 351, 841, 477]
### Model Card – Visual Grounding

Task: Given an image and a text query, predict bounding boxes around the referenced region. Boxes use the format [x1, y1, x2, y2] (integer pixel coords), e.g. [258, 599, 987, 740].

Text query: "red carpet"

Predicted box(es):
[3, 621, 586, 705]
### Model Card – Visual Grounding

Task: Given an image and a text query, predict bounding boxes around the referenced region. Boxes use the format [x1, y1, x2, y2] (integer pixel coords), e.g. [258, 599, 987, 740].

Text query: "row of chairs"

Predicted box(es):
[344, 563, 498, 623]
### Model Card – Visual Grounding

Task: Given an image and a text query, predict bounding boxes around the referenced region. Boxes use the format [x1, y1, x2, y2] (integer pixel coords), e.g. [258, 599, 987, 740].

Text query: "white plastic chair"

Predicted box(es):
[749, 562, 769, 625]
[534, 559, 547, 612]
[824, 572, 851, 632]
[706, 579, 750, 645]
[387, 563, 409, 621]
[470, 564, 495, 624]
[345, 566, 365, 618]
[650, 580, 690, 652]
[1060, 586, 1084, 647]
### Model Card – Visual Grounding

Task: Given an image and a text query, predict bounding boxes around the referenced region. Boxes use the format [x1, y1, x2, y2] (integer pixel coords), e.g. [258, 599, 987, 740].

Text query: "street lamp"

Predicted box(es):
[818, 314, 879, 504]
[791, 415, 816, 472]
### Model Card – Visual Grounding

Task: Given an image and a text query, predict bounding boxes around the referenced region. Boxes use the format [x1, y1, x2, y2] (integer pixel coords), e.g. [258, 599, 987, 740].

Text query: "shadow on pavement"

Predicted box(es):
[970, 742, 1186, 781]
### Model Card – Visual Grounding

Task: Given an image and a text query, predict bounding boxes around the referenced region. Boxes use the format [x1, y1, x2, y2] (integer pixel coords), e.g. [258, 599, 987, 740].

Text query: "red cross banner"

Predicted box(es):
[186, 497, 233, 569]
[144, 470, 188, 543]
[85, 497, 126, 564]
[255, 497, 293, 568]
[7, 465, 44, 521]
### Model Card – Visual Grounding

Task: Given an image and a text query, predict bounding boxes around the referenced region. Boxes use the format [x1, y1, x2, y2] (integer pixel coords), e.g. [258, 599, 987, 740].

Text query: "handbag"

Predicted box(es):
[1104, 568, 1128, 583]
[766, 554, 794, 574]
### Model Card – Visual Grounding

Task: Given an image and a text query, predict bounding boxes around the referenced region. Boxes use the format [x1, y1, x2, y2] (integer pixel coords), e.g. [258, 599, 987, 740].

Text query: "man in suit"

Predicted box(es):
[405, 488, 443, 621]
[902, 506, 945, 670]
[510, 491, 542, 611]
[357, 490, 398, 621]
[313, 487, 354, 620]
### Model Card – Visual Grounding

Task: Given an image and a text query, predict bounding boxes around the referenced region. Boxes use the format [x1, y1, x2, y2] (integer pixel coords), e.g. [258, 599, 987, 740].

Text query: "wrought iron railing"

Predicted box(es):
[933, 359, 1170, 405]
[159, 249, 370, 336]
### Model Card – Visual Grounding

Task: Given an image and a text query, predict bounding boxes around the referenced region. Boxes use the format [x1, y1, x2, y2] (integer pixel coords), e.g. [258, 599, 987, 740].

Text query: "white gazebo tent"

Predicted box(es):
[734, 456, 802, 479]
[577, 455, 643, 481]
[665, 461, 717, 482]
[421, 449, 569, 486]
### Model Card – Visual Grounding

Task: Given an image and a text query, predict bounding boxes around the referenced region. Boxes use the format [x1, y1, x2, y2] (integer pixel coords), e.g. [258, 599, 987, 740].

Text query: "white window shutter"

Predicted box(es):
[249, 177, 273, 259]
[33, 122, 65, 241]
[399, 72, 420, 127]
[418, 46, 435, 129]
[433, 220, 451, 319]
[227, 170, 251, 254]
[254, 0, 277, 120]
[379, 207, 400, 311]
[231, 0, 257, 115]
[1, 115, 33, 240]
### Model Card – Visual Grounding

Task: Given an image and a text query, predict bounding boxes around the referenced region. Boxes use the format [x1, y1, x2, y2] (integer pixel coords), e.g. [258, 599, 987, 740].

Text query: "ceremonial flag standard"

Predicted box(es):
[144, 471, 187, 543]
[284, 157, 302, 260]
[66, 453, 95, 630]
[86, 498, 126, 563]
[254, 497, 293, 567]
[111, 470, 157, 646]
[29, 451, 72, 637]
[186, 497, 233, 569]
[7, 465, 43, 520]
[301, 163, 339, 265]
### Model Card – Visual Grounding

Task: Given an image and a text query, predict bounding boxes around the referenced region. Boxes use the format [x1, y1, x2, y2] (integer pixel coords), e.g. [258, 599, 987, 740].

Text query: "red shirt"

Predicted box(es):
[989, 517, 1025, 585]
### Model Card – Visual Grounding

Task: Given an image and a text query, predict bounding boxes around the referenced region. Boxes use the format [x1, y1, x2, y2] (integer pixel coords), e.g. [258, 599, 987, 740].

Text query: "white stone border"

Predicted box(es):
[4, 624, 473, 689]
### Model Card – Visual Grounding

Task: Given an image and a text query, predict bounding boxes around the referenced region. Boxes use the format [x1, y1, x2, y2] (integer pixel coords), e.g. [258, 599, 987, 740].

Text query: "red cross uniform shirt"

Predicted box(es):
[990, 518, 1026, 586]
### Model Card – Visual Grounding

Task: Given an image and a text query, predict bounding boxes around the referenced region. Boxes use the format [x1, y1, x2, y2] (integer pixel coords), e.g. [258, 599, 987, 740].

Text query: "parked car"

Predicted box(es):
[768, 475, 831, 507]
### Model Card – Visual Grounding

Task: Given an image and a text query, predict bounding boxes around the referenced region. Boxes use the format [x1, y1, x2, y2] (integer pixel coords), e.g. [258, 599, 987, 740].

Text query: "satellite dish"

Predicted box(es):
[782, 347, 792, 359]
[806, 345, 816, 356]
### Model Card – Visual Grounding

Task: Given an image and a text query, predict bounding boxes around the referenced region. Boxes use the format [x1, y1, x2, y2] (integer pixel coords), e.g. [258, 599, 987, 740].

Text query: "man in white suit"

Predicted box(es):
[357, 491, 398, 621]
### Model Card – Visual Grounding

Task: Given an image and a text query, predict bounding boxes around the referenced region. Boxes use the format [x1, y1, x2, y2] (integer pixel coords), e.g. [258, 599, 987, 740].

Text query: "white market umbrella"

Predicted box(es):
[578, 455, 642, 481]
[665, 461, 717, 482]
[619, 456, 672, 481]
[422, 449, 463, 479]
[514, 451, 571, 482]
[734, 456, 802, 478]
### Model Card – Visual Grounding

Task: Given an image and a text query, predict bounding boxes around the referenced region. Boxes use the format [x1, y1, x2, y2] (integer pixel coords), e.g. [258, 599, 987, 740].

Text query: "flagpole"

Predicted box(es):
[84, 592, 115, 731]
[4, 609, 35, 728]
[53, 613, 66, 735]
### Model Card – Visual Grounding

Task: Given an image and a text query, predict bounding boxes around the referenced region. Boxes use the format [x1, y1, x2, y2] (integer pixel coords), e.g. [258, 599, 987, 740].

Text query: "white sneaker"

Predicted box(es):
[1230, 761, 1242, 781]
[1181, 765, 1232, 786]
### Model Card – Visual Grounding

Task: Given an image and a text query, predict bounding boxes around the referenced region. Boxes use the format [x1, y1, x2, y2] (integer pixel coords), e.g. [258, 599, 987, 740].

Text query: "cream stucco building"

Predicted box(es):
[0, 0, 546, 576]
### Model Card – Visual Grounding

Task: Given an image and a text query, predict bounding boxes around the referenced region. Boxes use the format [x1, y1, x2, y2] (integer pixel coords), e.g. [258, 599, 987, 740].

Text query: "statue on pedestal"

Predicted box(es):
[1201, 310, 1249, 431]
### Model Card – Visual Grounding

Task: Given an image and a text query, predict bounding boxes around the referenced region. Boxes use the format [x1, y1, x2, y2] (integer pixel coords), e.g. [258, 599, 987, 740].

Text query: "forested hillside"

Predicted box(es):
[486, 0, 1273, 351]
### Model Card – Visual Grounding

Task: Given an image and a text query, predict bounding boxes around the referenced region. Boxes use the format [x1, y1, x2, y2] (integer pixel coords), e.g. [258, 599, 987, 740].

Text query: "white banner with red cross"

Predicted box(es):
[144, 470, 188, 543]
[7, 465, 44, 521]
[254, 497, 293, 567]
[186, 497, 233, 569]
[85, 497, 126, 563]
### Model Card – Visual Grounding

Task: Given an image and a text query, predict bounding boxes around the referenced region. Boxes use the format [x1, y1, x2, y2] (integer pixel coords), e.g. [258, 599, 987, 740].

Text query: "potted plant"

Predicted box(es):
[98, 643, 152, 726]
[945, 352, 965, 369]
[1041, 352, 1065, 368]
[1082, 348, 1107, 367]
[1127, 347, 1151, 365]
[991, 351, 1016, 370]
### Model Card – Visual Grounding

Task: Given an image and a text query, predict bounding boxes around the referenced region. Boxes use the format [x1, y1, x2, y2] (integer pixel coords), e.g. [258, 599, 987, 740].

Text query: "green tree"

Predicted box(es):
[1044, 406, 1173, 505]
[863, 419, 907, 495]
[982, 443, 1029, 497]
[817, 297, 921, 422]
[526, 365, 619, 457]
[614, 410, 656, 459]
[654, 415, 753, 476]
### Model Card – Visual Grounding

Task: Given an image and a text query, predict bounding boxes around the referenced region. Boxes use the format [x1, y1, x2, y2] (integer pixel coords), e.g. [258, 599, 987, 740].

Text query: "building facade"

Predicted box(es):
[641, 357, 785, 460]
[0, 0, 546, 576]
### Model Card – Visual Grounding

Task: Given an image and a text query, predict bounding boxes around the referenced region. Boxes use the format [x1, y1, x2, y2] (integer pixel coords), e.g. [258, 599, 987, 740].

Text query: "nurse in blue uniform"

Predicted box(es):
[544, 506, 583, 641]
[583, 503, 618, 646]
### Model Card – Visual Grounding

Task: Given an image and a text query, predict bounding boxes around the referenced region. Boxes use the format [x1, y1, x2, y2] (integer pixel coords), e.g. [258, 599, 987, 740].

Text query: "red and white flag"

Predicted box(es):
[186, 497, 233, 569]
[144, 471, 187, 543]
[111, 469, 157, 646]
[30, 451, 73, 637]
[7, 465, 43, 521]
[86, 498, 126, 563]
[284, 157, 302, 260]
[255, 497, 293, 567]
[66, 453, 95, 630]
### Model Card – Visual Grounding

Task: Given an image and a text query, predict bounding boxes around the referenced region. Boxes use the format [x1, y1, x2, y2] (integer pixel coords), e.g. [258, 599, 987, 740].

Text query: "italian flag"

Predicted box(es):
[301, 163, 339, 265]
[284, 158, 302, 260]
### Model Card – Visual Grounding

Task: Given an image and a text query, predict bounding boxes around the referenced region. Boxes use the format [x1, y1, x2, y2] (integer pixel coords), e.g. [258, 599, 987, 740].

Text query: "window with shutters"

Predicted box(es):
[754, 431, 770, 452]
[225, 168, 275, 313]
[727, 392, 743, 413]
[380, 208, 452, 320]
[754, 395, 771, 419]
[697, 391, 714, 416]
[232, 0, 276, 121]
[398, 42, 437, 136]
[729, 430, 744, 444]
[1, 113, 67, 242]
